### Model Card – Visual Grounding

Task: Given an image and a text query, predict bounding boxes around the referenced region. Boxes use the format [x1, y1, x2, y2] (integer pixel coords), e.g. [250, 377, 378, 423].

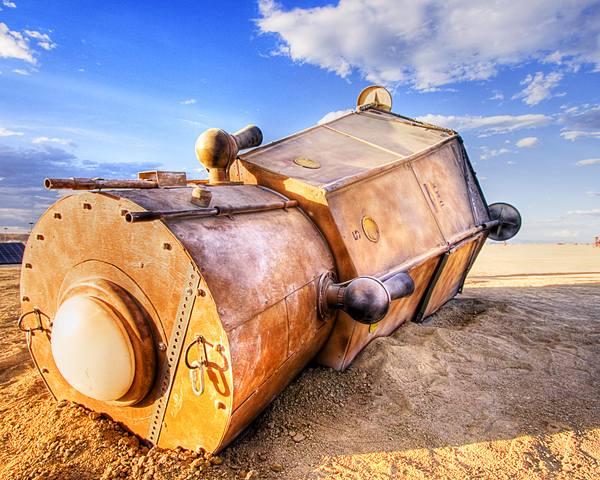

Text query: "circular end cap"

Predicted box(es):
[357, 86, 392, 111]
[51, 295, 135, 401]
[488, 202, 522, 241]
[343, 277, 391, 325]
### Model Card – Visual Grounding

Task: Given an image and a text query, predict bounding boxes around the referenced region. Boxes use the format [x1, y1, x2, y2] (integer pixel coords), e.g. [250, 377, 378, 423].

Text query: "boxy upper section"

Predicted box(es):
[235, 107, 489, 280]
[239, 109, 453, 189]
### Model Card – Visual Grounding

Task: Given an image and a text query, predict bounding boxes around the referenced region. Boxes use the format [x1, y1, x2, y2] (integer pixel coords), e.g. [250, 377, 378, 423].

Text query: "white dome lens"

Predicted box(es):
[51, 295, 135, 401]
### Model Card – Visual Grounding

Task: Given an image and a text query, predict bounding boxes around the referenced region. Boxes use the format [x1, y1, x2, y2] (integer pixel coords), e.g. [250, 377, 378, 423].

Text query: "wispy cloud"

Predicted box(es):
[480, 147, 510, 160]
[12, 69, 30, 75]
[548, 230, 580, 237]
[0, 22, 35, 63]
[588, 191, 600, 196]
[25, 30, 56, 51]
[256, 0, 600, 90]
[0, 22, 55, 65]
[575, 158, 600, 165]
[32, 137, 77, 147]
[0, 144, 162, 228]
[562, 131, 600, 140]
[567, 209, 600, 217]
[2, 0, 17, 7]
[0, 127, 23, 136]
[317, 109, 353, 125]
[416, 113, 552, 135]
[560, 104, 600, 141]
[516, 137, 541, 148]
[181, 99, 197, 105]
[512, 72, 563, 106]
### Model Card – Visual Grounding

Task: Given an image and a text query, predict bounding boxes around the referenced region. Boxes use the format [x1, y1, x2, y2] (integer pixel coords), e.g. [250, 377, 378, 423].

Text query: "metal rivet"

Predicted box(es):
[25, 263, 32, 269]
[82, 203, 92, 210]
[185, 287, 193, 296]
[196, 288, 206, 297]
[41, 367, 50, 374]
[22, 296, 30, 302]
[158, 342, 166, 352]
[36, 234, 44, 241]
[162, 242, 172, 250]
[215, 401, 226, 410]
[53, 213, 62, 219]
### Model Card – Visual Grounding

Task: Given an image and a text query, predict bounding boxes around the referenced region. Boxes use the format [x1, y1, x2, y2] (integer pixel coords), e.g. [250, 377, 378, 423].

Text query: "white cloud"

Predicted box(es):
[575, 158, 600, 165]
[416, 113, 552, 135]
[512, 72, 563, 105]
[181, 99, 197, 105]
[0, 22, 35, 63]
[25, 30, 56, 51]
[560, 105, 600, 140]
[32, 137, 77, 147]
[561, 131, 600, 140]
[12, 69, 29, 75]
[567, 209, 600, 217]
[507, 160, 516, 164]
[317, 109, 353, 125]
[516, 137, 541, 148]
[588, 192, 600, 196]
[256, 0, 600, 90]
[0, 127, 23, 136]
[2, 0, 17, 7]
[490, 91, 503, 100]
[0, 23, 55, 65]
[548, 230, 580, 237]
[479, 147, 510, 160]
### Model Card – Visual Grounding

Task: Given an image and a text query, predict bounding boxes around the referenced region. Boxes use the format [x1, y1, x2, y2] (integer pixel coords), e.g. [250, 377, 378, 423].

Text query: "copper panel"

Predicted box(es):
[220, 319, 332, 450]
[228, 300, 289, 410]
[155, 188, 335, 331]
[157, 288, 232, 452]
[325, 111, 447, 157]
[232, 161, 358, 281]
[412, 142, 476, 242]
[424, 236, 480, 317]
[286, 280, 327, 355]
[240, 126, 400, 187]
[325, 165, 445, 277]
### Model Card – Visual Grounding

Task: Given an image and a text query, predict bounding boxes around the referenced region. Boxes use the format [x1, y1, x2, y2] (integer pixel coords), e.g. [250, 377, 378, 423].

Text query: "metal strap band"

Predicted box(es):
[147, 263, 200, 445]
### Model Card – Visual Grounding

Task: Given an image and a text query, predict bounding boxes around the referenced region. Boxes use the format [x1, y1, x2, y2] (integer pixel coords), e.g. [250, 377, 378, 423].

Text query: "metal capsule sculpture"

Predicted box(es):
[19, 86, 520, 453]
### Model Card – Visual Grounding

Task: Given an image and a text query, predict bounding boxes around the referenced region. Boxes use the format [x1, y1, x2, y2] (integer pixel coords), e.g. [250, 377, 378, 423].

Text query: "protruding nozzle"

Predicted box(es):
[317, 272, 414, 325]
[195, 125, 262, 184]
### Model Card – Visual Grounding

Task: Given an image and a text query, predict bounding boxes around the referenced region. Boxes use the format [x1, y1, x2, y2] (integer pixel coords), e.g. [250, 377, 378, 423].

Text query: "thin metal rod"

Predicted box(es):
[125, 200, 299, 223]
[45, 178, 158, 190]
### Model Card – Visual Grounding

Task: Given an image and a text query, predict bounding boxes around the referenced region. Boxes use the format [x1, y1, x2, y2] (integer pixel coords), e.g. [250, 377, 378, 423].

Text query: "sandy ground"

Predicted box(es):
[1, 244, 599, 479]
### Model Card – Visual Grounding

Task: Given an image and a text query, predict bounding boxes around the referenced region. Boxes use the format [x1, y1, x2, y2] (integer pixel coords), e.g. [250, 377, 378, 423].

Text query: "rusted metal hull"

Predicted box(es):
[20, 88, 520, 453]
[20, 185, 335, 452]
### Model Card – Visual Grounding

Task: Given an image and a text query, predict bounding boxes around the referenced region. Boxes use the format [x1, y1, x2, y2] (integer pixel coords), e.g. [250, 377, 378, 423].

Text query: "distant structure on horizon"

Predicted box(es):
[0, 242, 25, 264]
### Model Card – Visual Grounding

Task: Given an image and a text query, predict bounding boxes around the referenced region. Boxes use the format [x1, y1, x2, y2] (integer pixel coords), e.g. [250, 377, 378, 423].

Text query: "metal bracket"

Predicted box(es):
[146, 263, 201, 445]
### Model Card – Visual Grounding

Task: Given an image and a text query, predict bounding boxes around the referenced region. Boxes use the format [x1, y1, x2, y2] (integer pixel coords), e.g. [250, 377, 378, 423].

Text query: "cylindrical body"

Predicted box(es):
[20, 184, 335, 452]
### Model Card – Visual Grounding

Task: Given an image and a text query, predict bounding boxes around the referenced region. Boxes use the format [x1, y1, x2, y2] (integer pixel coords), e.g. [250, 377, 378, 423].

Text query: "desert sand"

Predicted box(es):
[1, 244, 599, 479]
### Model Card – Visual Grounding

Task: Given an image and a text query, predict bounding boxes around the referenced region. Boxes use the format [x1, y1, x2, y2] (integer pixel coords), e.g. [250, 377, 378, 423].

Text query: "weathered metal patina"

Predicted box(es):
[19, 86, 520, 453]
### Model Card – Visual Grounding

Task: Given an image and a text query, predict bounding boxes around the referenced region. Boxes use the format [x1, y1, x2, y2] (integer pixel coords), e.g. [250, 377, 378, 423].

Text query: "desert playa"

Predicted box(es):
[1, 243, 599, 479]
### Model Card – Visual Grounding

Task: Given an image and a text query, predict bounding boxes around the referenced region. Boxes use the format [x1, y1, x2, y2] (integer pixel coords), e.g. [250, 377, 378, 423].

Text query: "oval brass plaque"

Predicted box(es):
[294, 158, 320, 169]
[362, 216, 380, 242]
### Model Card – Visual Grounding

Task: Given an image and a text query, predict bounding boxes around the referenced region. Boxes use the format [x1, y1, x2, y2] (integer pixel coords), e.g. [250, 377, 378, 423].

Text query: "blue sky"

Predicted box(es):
[1, 0, 599, 243]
